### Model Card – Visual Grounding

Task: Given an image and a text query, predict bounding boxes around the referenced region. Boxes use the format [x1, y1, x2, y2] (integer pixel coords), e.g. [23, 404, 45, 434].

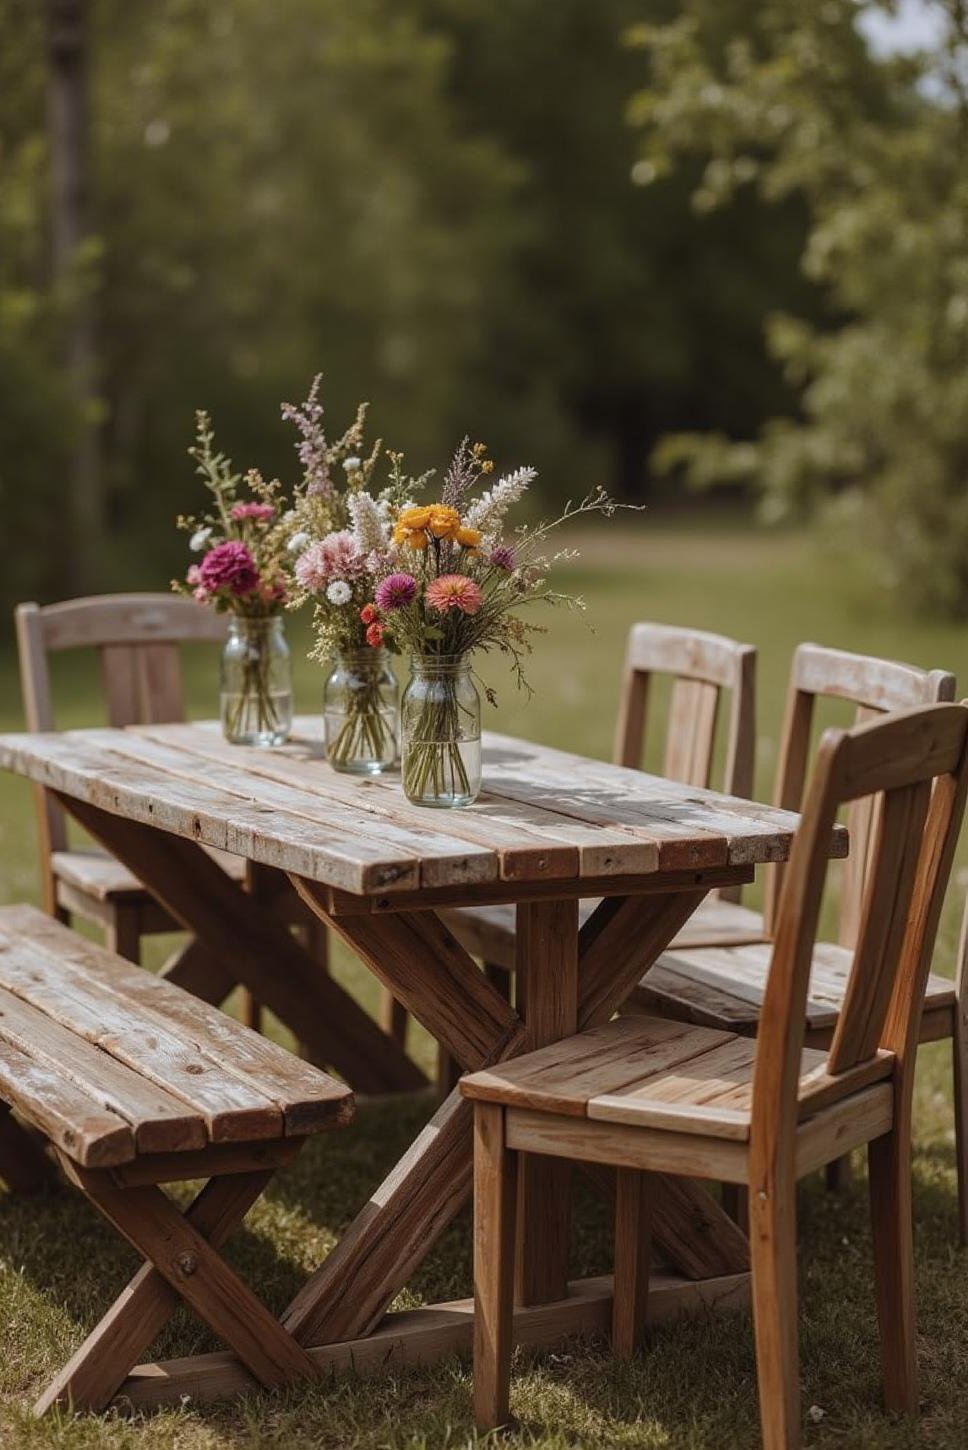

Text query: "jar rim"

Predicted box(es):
[228, 612, 284, 629]
[409, 652, 470, 671]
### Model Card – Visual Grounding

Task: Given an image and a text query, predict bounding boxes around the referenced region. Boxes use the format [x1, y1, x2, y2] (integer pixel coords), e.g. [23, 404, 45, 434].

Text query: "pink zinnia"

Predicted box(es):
[424, 574, 483, 615]
[295, 531, 367, 593]
[230, 501, 275, 522]
[199, 540, 259, 597]
[375, 572, 418, 611]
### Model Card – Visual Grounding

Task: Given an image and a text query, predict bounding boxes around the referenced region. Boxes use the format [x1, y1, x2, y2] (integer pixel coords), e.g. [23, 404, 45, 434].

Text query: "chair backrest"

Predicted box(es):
[764, 643, 956, 941]
[613, 623, 756, 793]
[14, 594, 226, 896]
[612, 624, 756, 906]
[752, 702, 968, 1176]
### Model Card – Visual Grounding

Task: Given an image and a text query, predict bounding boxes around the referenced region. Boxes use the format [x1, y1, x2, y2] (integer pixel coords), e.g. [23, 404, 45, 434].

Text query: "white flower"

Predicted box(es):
[189, 526, 212, 552]
[281, 509, 297, 525]
[463, 465, 537, 540]
[326, 579, 352, 605]
[343, 456, 362, 473]
[348, 490, 388, 556]
[287, 531, 310, 554]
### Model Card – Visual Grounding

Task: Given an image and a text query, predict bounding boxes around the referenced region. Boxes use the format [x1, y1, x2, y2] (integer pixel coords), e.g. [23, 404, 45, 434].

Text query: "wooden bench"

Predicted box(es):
[0, 903, 353, 1416]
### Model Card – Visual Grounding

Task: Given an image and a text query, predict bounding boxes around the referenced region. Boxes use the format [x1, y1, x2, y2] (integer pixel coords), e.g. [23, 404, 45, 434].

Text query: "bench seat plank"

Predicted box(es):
[5, 905, 353, 1135]
[0, 986, 205, 1153]
[0, 1036, 134, 1167]
[0, 907, 353, 1150]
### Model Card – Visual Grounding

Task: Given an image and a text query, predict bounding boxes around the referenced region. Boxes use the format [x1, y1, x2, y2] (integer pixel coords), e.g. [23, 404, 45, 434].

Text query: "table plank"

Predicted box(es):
[0, 731, 424, 893]
[137, 722, 667, 880]
[0, 723, 810, 893]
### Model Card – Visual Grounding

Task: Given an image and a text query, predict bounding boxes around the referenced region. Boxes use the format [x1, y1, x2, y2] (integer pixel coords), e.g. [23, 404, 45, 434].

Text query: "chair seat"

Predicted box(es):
[631, 940, 957, 1034]
[52, 846, 246, 902]
[440, 896, 766, 973]
[461, 1014, 895, 1141]
[0, 904, 352, 1167]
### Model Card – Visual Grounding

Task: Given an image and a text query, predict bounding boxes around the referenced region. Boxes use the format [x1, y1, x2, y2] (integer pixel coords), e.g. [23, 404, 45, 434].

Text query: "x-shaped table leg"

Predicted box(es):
[38, 1152, 313, 1414]
[284, 878, 750, 1348]
[54, 794, 424, 1094]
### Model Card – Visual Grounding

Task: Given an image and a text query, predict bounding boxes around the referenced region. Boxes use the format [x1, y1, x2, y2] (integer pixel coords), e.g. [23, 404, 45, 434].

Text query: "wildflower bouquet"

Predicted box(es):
[363, 438, 616, 806]
[283, 376, 430, 773]
[174, 413, 294, 745]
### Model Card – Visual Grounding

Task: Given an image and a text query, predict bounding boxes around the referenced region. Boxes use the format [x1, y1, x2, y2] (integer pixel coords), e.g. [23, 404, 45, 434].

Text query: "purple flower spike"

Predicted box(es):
[490, 545, 515, 570]
[375, 572, 418, 611]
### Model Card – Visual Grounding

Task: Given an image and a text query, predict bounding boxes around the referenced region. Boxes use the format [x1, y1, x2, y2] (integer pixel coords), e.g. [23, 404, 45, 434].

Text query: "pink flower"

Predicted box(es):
[295, 531, 367, 593]
[424, 574, 483, 615]
[186, 564, 202, 586]
[375, 572, 418, 611]
[199, 540, 260, 597]
[230, 501, 275, 523]
[489, 545, 515, 571]
[366, 622, 385, 647]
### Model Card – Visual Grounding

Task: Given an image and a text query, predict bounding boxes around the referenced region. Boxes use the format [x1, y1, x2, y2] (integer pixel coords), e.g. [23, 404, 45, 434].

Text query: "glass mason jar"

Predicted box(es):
[323, 648, 399, 775]
[220, 616, 293, 747]
[401, 654, 482, 807]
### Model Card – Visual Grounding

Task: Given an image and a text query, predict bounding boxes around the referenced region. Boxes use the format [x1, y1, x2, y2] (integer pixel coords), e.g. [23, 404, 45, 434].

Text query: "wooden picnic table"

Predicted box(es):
[0, 720, 846, 1409]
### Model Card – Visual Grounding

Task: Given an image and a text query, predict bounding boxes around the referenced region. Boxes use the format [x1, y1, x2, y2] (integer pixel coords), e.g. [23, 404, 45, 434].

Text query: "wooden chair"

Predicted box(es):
[0, 903, 353, 1415]
[395, 623, 761, 1090]
[15, 595, 326, 1019]
[628, 644, 961, 1216]
[462, 701, 968, 1446]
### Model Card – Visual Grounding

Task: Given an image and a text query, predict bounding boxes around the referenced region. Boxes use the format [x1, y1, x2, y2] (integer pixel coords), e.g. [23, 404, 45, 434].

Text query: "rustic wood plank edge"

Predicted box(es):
[313, 865, 756, 917]
[109, 1270, 750, 1412]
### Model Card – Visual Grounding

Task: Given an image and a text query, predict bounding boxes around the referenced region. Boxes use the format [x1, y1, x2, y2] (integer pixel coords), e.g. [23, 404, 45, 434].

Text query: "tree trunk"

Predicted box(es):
[47, 0, 102, 590]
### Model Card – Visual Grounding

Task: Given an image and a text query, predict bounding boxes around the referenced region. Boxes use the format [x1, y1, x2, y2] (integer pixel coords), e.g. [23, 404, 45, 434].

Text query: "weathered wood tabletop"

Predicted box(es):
[0, 720, 847, 1408]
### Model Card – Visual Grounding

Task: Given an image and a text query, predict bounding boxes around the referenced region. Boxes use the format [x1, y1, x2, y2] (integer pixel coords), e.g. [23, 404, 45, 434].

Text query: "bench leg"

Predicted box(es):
[0, 1104, 51, 1194]
[36, 1154, 313, 1415]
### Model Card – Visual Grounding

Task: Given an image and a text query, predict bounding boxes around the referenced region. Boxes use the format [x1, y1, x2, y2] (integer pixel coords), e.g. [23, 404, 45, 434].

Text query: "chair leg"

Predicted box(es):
[722, 1183, 749, 1231]
[613, 1168, 652, 1356]
[868, 1128, 918, 1413]
[104, 902, 141, 964]
[749, 1167, 801, 1450]
[380, 988, 408, 1050]
[953, 998, 968, 1247]
[826, 1155, 852, 1193]
[304, 917, 330, 976]
[473, 1103, 517, 1431]
[436, 1042, 462, 1101]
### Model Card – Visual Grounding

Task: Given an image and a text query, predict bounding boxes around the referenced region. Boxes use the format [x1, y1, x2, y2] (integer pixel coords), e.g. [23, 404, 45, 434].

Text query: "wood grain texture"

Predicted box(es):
[112, 1271, 752, 1412]
[47, 802, 422, 1094]
[34, 1168, 276, 1414]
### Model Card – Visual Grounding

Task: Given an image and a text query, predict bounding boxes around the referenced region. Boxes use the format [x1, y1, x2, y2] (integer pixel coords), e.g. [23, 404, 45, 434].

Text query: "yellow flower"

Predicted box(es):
[397, 505, 432, 530]
[407, 529, 429, 550]
[456, 526, 482, 548]
[427, 505, 461, 539]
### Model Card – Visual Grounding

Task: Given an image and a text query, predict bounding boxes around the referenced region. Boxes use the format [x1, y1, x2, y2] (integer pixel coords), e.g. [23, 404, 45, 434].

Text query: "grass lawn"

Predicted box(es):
[3, 518, 968, 1447]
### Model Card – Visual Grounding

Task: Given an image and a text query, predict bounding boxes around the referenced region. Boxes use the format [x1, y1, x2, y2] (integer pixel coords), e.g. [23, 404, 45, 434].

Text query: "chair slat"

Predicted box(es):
[664, 679, 719, 788]
[827, 780, 932, 1074]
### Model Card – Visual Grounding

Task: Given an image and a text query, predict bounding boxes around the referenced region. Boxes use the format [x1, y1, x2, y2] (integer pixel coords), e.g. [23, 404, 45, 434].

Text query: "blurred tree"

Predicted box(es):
[47, 0, 103, 586]
[0, 0, 80, 607]
[634, 0, 968, 613]
[411, 0, 817, 498]
[0, 0, 819, 617]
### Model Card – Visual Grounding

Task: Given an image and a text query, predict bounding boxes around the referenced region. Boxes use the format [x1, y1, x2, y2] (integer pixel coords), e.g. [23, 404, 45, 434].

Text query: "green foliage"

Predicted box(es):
[633, 0, 968, 614]
[0, 0, 817, 615]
